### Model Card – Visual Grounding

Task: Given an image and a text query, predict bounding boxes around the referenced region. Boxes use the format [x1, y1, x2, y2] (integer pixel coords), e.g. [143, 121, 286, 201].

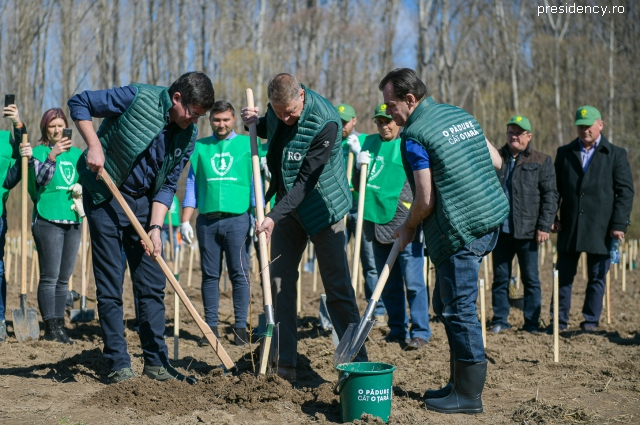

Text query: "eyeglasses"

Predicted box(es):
[507, 131, 530, 138]
[183, 102, 207, 119]
[374, 119, 392, 127]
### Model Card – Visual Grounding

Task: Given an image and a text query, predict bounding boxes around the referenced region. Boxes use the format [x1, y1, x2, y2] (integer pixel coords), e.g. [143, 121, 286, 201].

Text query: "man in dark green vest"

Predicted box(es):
[379, 68, 507, 414]
[68, 71, 215, 384]
[241, 73, 367, 382]
[180, 100, 252, 347]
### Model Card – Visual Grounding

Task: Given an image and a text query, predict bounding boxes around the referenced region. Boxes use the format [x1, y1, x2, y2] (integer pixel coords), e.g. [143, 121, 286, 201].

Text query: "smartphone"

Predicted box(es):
[62, 128, 73, 139]
[3, 94, 15, 117]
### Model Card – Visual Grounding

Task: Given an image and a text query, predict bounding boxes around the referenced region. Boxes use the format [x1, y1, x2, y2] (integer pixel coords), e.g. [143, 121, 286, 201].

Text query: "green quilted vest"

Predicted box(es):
[265, 86, 351, 236]
[401, 97, 509, 267]
[78, 83, 197, 205]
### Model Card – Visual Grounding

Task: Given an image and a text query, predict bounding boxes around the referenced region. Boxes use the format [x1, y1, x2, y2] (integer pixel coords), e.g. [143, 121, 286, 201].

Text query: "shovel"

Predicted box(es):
[334, 239, 401, 366]
[100, 171, 236, 372]
[13, 132, 39, 342]
[246, 88, 278, 375]
[70, 220, 95, 322]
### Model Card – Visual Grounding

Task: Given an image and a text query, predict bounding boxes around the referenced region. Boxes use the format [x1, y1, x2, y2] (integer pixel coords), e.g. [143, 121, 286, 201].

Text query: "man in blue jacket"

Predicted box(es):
[69, 71, 215, 384]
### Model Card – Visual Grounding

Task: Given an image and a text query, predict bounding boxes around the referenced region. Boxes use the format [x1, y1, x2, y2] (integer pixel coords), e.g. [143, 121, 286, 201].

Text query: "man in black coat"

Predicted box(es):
[552, 105, 634, 331]
[489, 116, 558, 334]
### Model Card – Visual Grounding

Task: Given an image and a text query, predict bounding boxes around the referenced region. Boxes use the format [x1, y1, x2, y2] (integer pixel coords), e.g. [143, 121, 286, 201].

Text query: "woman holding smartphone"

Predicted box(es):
[23, 108, 83, 344]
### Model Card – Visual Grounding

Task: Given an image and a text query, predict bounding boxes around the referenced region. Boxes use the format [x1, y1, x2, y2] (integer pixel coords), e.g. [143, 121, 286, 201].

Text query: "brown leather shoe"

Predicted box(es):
[405, 337, 428, 351]
[277, 366, 296, 383]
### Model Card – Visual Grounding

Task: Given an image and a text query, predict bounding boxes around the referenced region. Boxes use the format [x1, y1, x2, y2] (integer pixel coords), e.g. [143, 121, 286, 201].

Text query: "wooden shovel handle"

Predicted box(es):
[351, 162, 367, 290]
[81, 220, 87, 297]
[370, 239, 401, 302]
[20, 133, 28, 296]
[246, 88, 273, 307]
[100, 171, 235, 370]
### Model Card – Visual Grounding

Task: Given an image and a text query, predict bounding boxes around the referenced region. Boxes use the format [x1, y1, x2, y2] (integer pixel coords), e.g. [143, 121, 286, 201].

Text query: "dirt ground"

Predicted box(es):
[0, 243, 639, 425]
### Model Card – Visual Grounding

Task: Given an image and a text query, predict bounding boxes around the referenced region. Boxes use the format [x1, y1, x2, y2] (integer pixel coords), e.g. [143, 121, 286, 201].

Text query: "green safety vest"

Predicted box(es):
[190, 134, 251, 214]
[0, 131, 15, 216]
[30, 145, 83, 222]
[164, 195, 180, 226]
[362, 135, 405, 224]
[401, 97, 509, 267]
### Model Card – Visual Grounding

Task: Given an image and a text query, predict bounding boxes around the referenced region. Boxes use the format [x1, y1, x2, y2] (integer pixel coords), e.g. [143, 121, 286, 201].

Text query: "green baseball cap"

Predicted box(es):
[574, 105, 601, 126]
[506, 115, 531, 132]
[336, 103, 356, 121]
[373, 103, 392, 119]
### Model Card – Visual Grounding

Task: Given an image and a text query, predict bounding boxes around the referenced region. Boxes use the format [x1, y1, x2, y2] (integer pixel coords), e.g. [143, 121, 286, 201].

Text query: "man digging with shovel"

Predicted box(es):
[380, 68, 508, 414]
[68, 71, 215, 384]
[241, 73, 368, 383]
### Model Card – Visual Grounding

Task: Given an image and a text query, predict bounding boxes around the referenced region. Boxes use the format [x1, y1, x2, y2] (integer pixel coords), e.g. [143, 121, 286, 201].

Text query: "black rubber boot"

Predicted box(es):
[55, 318, 76, 345]
[42, 319, 65, 343]
[234, 327, 248, 346]
[424, 351, 454, 399]
[424, 361, 487, 414]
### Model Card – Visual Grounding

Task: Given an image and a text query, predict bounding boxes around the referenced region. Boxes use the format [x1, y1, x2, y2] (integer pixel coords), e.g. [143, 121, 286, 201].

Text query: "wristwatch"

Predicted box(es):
[148, 224, 162, 232]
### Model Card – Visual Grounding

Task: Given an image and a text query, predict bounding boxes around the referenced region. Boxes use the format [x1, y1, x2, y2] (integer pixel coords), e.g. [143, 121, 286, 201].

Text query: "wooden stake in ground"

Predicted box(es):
[187, 243, 195, 288]
[100, 171, 235, 370]
[479, 278, 486, 347]
[581, 252, 587, 280]
[312, 255, 319, 292]
[606, 268, 611, 324]
[174, 246, 180, 361]
[622, 250, 626, 292]
[483, 256, 489, 289]
[553, 269, 559, 363]
[351, 162, 368, 292]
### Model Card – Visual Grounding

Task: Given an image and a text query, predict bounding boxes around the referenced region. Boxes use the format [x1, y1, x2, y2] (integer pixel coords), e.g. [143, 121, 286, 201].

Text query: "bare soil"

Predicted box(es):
[1, 245, 639, 424]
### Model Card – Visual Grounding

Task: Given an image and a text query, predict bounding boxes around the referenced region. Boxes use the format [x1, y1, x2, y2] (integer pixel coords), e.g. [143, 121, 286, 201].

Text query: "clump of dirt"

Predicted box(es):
[90, 371, 341, 416]
[512, 398, 599, 424]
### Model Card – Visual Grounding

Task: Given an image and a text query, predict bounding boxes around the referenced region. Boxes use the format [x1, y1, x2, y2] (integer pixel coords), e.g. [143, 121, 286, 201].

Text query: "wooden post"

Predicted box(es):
[187, 244, 195, 288]
[553, 269, 559, 363]
[483, 256, 489, 289]
[479, 278, 486, 348]
[606, 269, 611, 324]
[581, 252, 587, 280]
[312, 256, 319, 292]
[614, 254, 618, 280]
[622, 250, 626, 292]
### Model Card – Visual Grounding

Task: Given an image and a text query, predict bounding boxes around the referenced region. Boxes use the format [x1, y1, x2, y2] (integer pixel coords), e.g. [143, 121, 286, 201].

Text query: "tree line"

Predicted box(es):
[1, 0, 638, 235]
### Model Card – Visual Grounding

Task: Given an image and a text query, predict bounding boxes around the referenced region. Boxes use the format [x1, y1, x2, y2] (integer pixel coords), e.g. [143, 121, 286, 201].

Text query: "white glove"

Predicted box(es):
[180, 221, 194, 245]
[356, 150, 371, 170]
[20, 144, 32, 159]
[346, 134, 361, 156]
[71, 197, 85, 217]
[70, 183, 83, 198]
[260, 156, 271, 180]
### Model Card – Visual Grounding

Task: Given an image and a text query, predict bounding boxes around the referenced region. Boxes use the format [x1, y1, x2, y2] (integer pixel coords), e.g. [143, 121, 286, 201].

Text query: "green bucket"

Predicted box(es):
[333, 362, 396, 423]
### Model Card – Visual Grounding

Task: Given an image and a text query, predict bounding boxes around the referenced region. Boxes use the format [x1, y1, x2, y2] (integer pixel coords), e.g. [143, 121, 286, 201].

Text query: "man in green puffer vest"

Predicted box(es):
[379, 68, 507, 414]
[68, 71, 215, 385]
[241, 73, 368, 382]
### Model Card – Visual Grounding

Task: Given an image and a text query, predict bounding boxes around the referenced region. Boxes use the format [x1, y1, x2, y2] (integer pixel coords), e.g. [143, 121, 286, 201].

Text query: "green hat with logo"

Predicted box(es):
[574, 105, 601, 126]
[336, 103, 356, 121]
[506, 115, 531, 132]
[373, 103, 392, 119]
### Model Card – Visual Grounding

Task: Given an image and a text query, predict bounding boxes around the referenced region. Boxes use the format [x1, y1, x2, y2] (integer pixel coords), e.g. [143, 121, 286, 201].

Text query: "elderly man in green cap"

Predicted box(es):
[488, 115, 557, 334]
[336, 103, 385, 324]
[551, 105, 634, 332]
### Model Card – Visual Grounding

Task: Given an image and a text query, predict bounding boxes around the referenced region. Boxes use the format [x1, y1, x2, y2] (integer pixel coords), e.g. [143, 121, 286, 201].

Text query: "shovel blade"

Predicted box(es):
[334, 320, 374, 366]
[258, 323, 279, 374]
[69, 308, 95, 322]
[12, 298, 40, 343]
[318, 294, 333, 331]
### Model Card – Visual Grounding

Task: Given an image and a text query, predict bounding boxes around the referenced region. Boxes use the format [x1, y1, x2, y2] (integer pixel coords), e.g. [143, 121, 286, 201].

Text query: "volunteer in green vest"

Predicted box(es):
[180, 100, 252, 347]
[0, 102, 28, 343]
[354, 104, 430, 350]
[68, 71, 215, 384]
[336, 103, 385, 324]
[23, 108, 83, 345]
[241, 73, 368, 383]
[379, 68, 507, 414]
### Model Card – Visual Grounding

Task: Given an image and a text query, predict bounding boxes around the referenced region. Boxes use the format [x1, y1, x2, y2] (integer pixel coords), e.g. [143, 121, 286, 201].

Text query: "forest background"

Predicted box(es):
[0, 0, 638, 237]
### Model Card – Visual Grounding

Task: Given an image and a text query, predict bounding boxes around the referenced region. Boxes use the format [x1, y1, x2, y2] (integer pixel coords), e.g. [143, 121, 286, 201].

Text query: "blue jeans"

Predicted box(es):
[0, 216, 6, 321]
[346, 211, 385, 316]
[84, 190, 170, 371]
[433, 230, 499, 363]
[196, 212, 251, 329]
[373, 239, 430, 341]
[491, 232, 541, 329]
[554, 251, 609, 328]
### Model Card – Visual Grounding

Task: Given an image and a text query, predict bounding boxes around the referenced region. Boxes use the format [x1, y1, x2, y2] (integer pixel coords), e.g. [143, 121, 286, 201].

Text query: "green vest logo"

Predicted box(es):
[211, 153, 234, 176]
[368, 156, 385, 181]
[60, 161, 76, 185]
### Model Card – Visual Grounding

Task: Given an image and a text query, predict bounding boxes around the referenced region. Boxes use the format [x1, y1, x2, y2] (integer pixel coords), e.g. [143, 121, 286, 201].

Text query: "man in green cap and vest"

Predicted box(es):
[489, 115, 557, 334]
[68, 71, 215, 384]
[551, 105, 633, 332]
[336, 102, 385, 324]
[354, 103, 430, 349]
[241, 73, 367, 382]
[379, 68, 507, 414]
[180, 100, 252, 347]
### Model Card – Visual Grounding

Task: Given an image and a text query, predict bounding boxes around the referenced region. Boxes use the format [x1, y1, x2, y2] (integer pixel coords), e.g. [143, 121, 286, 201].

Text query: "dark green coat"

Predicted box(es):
[555, 135, 634, 254]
